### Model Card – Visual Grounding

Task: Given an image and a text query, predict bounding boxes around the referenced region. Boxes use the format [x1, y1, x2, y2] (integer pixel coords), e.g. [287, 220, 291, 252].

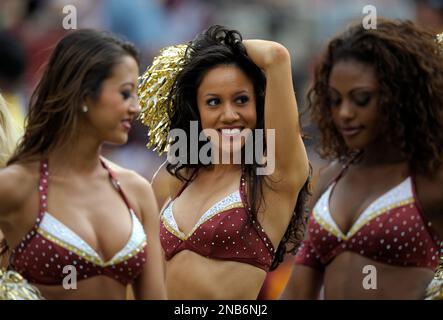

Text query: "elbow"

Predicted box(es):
[265, 43, 290, 68]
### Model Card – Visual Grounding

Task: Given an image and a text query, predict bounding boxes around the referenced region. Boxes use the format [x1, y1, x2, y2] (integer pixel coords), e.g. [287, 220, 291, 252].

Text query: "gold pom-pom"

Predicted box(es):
[138, 44, 188, 154]
[0, 269, 44, 300]
[436, 32, 443, 55]
[425, 256, 443, 300]
[437, 32, 443, 46]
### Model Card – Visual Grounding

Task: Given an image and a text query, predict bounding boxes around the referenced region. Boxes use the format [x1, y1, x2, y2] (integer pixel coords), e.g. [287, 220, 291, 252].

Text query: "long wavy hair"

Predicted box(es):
[1, 29, 139, 257]
[308, 19, 443, 174]
[165, 25, 310, 270]
[7, 29, 139, 165]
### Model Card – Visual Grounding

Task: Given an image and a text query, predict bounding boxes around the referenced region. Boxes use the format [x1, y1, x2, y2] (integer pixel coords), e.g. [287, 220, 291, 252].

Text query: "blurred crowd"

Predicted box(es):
[1, 0, 442, 299]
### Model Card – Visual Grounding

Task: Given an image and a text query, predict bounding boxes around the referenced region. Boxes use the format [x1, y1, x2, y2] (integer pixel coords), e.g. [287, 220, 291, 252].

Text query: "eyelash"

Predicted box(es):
[121, 91, 132, 100]
[354, 95, 370, 106]
[206, 96, 250, 107]
[206, 98, 219, 107]
[235, 95, 249, 104]
[329, 96, 371, 107]
[329, 97, 341, 107]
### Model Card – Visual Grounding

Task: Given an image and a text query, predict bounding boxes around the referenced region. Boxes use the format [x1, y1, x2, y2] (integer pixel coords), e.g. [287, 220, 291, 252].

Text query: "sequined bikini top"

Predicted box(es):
[9, 159, 147, 286]
[160, 173, 275, 272]
[295, 165, 442, 271]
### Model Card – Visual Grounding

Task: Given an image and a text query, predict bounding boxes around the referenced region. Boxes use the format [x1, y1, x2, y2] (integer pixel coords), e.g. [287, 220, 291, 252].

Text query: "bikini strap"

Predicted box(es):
[332, 158, 353, 183]
[100, 159, 135, 214]
[239, 171, 250, 212]
[329, 151, 364, 185]
[238, 170, 275, 256]
[37, 159, 49, 223]
[174, 169, 198, 199]
[174, 181, 189, 199]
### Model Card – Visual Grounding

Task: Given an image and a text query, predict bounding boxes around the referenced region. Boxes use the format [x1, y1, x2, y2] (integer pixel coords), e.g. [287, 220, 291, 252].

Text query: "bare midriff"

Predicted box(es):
[34, 276, 128, 300]
[165, 250, 267, 299]
[323, 251, 435, 299]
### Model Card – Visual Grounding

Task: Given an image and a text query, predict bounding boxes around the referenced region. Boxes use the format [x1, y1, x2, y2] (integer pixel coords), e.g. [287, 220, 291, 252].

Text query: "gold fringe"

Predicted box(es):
[138, 44, 188, 154]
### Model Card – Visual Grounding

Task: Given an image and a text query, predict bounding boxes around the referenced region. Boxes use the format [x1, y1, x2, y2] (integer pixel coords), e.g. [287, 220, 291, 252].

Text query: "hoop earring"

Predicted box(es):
[82, 105, 88, 113]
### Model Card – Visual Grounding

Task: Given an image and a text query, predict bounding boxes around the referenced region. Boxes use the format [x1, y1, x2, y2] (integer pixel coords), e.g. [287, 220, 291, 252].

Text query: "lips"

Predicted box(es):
[217, 127, 245, 137]
[121, 119, 132, 131]
[340, 126, 363, 137]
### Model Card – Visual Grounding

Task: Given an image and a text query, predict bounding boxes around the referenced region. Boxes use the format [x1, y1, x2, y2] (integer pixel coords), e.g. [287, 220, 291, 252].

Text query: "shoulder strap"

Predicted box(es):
[174, 180, 190, 199]
[329, 152, 363, 186]
[100, 159, 135, 214]
[37, 159, 49, 223]
[331, 156, 355, 183]
[174, 168, 198, 199]
[238, 170, 250, 210]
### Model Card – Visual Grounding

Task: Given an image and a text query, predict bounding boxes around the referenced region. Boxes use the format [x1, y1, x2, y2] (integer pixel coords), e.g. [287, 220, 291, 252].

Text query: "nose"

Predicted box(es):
[129, 96, 141, 115]
[221, 103, 240, 123]
[337, 100, 356, 121]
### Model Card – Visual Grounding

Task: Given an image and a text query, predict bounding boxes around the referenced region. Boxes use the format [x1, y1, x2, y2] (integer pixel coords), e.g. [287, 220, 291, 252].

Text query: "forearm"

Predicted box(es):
[244, 40, 307, 180]
[243, 40, 291, 71]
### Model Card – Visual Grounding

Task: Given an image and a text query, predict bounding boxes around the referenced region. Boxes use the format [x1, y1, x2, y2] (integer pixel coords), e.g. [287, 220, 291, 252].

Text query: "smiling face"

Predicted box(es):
[196, 64, 257, 159]
[85, 55, 140, 145]
[329, 59, 380, 150]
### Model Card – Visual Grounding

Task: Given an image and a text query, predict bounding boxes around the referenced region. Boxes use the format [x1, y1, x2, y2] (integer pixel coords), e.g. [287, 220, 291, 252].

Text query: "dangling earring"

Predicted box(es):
[82, 105, 88, 113]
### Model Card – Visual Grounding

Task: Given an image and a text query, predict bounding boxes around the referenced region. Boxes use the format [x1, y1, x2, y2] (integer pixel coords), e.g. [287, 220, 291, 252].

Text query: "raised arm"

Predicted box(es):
[243, 40, 309, 189]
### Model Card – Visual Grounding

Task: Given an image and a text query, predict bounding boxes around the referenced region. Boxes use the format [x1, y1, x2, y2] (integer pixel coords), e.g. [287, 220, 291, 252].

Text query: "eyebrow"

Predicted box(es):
[120, 82, 136, 88]
[349, 87, 375, 94]
[329, 86, 375, 94]
[204, 90, 250, 97]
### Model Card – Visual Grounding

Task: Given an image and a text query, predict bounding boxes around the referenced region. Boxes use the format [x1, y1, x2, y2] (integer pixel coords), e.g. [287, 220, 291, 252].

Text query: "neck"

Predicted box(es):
[202, 163, 242, 177]
[357, 138, 406, 167]
[48, 132, 103, 176]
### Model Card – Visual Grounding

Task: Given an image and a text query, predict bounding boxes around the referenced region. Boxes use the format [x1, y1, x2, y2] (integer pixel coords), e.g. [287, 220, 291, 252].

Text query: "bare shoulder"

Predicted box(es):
[310, 160, 342, 204]
[101, 159, 156, 222]
[151, 161, 172, 191]
[152, 161, 187, 201]
[0, 162, 38, 193]
[0, 162, 39, 216]
[102, 158, 151, 196]
[415, 165, 443, 233]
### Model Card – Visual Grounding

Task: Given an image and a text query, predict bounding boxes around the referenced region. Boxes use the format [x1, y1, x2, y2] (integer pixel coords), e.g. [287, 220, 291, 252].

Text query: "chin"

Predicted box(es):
[221, 143, 244, 153]
[215, 145, 244, 165]
[107, 135, 128, 145]
[341, 130, 376, 151]
[343, 139, 369, 151]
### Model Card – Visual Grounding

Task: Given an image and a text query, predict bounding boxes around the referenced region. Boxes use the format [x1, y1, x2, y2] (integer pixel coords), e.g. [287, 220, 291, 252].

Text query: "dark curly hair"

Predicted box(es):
[308, 19, 443, 174]
[165, 25, 311, 270]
